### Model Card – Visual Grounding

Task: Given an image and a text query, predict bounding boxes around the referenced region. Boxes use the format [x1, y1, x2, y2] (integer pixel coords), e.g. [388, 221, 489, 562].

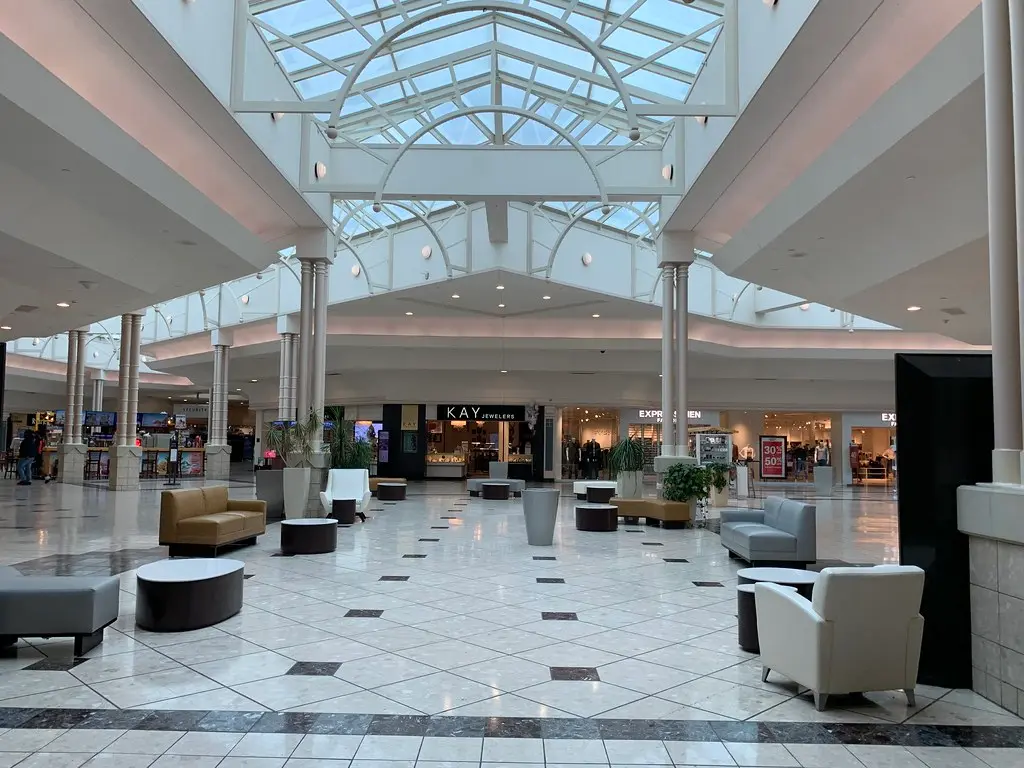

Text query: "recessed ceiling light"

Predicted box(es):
[236, 388, 242, 392]
[498, 303, 505, 308]
[799, 304, 810, 311]
[907, 305, 922, 312]
[451, 293, 460, 299]
[184, 399, 189, 402]
[542, 295, 551, 300]
[592, 313, 601, 318]
[500, 370, 508, 374]
[0, 325, 10, 331]
[351, 264, 361, 277]
[251, 379, 258, 382]
[168, 396, 172, 400]
[240, 294, 249, 305]
[57, 302, 70, 308]
[405, 311, 414, 316]
[496, 285, 505, 290]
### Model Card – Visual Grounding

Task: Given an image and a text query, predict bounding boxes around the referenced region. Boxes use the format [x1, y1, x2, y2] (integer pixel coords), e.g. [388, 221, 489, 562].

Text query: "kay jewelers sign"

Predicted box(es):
[438, 404, 527, 421]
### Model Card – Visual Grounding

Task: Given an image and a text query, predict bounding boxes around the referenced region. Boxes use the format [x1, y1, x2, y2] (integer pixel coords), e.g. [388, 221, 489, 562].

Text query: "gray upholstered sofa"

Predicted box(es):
[720, 496, 817, 566]
[467, 461, 525, 496]
[0, 565, 120, 655]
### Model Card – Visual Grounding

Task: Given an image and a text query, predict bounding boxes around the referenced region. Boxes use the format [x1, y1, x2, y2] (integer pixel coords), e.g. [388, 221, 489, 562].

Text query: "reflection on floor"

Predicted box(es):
[0, 477, 1019, 767]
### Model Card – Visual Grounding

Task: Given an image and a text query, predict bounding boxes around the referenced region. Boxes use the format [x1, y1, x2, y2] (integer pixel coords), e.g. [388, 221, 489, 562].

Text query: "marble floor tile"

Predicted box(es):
[103, 730, 186, 754]
[514, 680, 645, 718]
[481, 736, 544, 763]
[451, 656, 552, 692]
[90, 667, 221, 709]
[594, 658, 700, 695]
[724, 741, 800, 767]
[289, 734, 362, 759]
[783, 743, 864, 768]
[227, 732, 304, 758]
[373, 671, 501, 715]
[231, 673, 360, 711]
[353, 735, 422, 760]
[664, 739, 737, 766]
[543, 738, 607, 763]
[847, 745, 927, 768]
[164, 731, 245, 756]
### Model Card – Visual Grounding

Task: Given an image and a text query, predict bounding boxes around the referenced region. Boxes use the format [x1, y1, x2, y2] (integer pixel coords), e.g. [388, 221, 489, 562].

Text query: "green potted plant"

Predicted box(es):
[663, 463, 711, 511]
[263, 409, 323, 519]
[706, 461, 732, 508]
[609, 436, 645, 499]
[325, 407, 373, 471]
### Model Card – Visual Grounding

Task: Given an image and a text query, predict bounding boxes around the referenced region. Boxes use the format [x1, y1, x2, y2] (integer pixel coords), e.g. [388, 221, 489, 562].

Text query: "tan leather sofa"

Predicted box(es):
[610, 497, 692, 528]
[369, 477, 406, 496]
[160, 486, 266, 557]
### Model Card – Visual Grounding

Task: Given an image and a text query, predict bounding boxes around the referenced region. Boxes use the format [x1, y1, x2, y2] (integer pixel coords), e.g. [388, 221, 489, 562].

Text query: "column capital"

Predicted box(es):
[210, 329, 234, 348]
[658, 230, 696, 267]
[276, 315, 300, 335]
[294, 228, 335, 265]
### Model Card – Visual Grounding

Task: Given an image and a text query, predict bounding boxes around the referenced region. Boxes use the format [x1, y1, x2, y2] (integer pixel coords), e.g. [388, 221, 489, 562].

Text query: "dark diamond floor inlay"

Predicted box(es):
[345, 609, 384, 618]
[693, 581, 725, 587]
[24, 658, 88, 672]
[533, 556, 556, 561]
[441, 516, 458, 519]
[286, 662, 342, 676]
[664, 558, 690, 563]
[536, 578, 565, 584]
[431, 526, 449, 529]
[541, 612, 578, 621]
[641, 542, 664, 546]
[244, 574, 255, 579]
[550, 667, 600, 681]
[379, 575, 410, 582]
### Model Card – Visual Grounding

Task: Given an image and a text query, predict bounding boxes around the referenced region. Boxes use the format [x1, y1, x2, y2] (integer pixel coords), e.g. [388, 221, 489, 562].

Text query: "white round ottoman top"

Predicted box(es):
[737, 567, 819, 586]
[281, 518, 338, 527]
[137, 558, 244, 583]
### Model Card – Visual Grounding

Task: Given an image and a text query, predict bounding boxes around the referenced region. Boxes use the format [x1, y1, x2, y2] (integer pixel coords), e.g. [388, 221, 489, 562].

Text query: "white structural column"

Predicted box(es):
[114, 315, 132, 447]
[1010, 0, 1024, 481]
[206, 329, 234, 480]
[91, 376, 104, 412]
[109, 313, 143, 491]
[296, 260, 314, 420]
[278, 334, 290, 420]
[659, 265, 675, 457]
[64, 330, 79, 443]
[984, 0, 1023, 483]
[73, 328, 86, 444]
[675, 258, 694, 456]
[311, 260, 329, 433]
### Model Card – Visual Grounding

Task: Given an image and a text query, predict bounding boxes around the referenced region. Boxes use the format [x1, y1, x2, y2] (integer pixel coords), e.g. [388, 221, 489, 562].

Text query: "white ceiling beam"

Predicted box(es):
[485, 200, 509, 243]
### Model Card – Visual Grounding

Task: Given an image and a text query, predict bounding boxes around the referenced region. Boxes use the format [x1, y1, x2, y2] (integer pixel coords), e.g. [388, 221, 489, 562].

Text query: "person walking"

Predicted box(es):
[16, 430, 38, 485]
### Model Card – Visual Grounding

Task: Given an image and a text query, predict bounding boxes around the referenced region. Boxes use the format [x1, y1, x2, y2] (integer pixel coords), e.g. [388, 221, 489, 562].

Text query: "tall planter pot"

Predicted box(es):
[616, 470, 644, 499]
[255, 469, 285, 521]
[711, 487, 729, 508]
[282, 467, 313, 520]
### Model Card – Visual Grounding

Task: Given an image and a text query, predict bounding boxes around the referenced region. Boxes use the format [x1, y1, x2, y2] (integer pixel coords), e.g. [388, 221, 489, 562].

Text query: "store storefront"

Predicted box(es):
[619, 408, 721, 474]
[428, 404, 534, 479]
[560, 407, 619, 480]
[722, 411, 836, 484]
[839, 411, 897, 487]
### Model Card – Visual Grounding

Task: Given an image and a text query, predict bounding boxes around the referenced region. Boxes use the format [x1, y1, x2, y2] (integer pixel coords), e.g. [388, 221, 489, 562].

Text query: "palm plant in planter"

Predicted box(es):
[325, 407, 373, 470]
[263, 410, 323, 519]
[609, 436, 645, 499]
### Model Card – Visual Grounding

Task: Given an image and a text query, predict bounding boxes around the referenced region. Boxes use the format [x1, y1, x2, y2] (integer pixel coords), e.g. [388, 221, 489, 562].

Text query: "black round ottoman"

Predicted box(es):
[135, 559, 244, 632]
[482, 482, 511, 500]
[574, 504, 618, 532]
[377, 483, 407, 501]
[586, 486, 616, 503]
[281, 518, 338, 555]
[737, 583, 797, 653]
[331, 498, 357, 524]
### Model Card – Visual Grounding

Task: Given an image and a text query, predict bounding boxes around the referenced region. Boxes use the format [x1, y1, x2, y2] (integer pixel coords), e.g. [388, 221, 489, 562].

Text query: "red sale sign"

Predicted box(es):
[759, 436, 787, 480]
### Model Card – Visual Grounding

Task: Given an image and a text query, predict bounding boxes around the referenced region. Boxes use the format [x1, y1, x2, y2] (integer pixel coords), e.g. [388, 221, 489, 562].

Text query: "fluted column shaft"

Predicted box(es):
[91, 378, 104, 412]
[65, 331, 78, 444]
[297, 261, 314, 419]
[115, 315, 132, 446]
[126, 314, 142, 447]
[675, 263, 691, 457]
[660, 266, 675, 456]
[73, 330, 86, 444]
[278, 334, 290, 420]
[311, 261, 329, 438]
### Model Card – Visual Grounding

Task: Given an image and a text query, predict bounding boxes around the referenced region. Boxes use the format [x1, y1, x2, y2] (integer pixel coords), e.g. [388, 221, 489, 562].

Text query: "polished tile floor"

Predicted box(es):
[0, 477, 1020, 767]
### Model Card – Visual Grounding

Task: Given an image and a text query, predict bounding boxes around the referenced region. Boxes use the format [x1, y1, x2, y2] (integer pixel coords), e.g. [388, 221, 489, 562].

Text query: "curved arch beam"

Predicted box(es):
[544, 202, 658, 278]
[337, 201, 454, 279]
[375, 107, 608, 209]
[326, 1, 638, 138]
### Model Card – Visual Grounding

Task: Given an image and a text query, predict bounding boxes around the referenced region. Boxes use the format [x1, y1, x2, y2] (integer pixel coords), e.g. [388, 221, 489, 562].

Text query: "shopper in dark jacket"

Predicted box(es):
[17, 431, 37, 485]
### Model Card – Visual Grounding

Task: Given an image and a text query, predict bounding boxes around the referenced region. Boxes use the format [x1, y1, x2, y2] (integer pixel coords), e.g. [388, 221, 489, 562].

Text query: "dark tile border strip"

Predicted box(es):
[0, 709, 1021, 746]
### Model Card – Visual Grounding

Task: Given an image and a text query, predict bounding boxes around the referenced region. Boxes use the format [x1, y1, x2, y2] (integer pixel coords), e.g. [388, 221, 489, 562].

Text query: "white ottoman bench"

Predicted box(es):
[573, 480, 617, 500]
[0, 566, 120, 655]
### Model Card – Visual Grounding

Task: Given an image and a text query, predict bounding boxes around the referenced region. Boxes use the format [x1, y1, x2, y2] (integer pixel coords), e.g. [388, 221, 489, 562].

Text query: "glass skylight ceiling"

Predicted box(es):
[334, 199, 461, 238]
[541, 200, 660, 238]
[250, 0, 724, 146]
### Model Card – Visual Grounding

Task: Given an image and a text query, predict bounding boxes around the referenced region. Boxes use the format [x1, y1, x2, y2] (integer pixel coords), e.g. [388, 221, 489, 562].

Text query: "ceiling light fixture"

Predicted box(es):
[582, 253, 592, 266]
[542, 295, 551, 301]
[799, 303, 810, 311]
[271, 111, 284, 121]
[251, 379, 258, 383]
[500, 370, 507, 374]
[240, 294, 249, 305]
[405, 311, 414, 316]
[313, 161, 327, 180]
[907, 305, 922, 312]
[0, 325, 10, 331]
[451, 293, 460, 299]
[592, 313, 601, 318]
[351, 264, 361, 277]
[498, 303, 505, 308]
[421, 245, 432, 259]
[496, 284, 505, 290]
[662, 164, 674, 181]
[57, 302, 70, 308]
[236, 388, 242, 392]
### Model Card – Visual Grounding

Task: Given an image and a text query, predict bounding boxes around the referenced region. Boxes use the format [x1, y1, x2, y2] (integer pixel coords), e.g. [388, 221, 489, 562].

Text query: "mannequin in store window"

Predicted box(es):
[814, 440, 829, 466]
[582, 438, 601, 480]
[849, 440, 862, 485]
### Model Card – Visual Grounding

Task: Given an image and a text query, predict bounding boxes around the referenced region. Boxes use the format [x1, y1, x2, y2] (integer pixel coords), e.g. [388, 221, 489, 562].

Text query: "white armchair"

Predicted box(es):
[320, 469, 372, 518]
[755, 565, 925, 711]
